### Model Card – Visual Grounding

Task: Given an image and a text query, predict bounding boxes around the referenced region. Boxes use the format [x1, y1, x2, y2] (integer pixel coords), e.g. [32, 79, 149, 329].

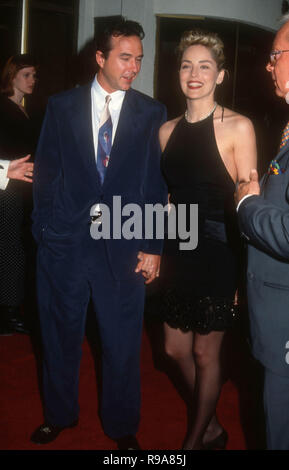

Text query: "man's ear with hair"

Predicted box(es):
[96, 50, 105, 69]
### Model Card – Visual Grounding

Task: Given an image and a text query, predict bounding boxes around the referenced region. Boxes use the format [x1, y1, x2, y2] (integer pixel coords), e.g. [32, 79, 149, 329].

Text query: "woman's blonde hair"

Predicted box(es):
[177, 29, 225, 70]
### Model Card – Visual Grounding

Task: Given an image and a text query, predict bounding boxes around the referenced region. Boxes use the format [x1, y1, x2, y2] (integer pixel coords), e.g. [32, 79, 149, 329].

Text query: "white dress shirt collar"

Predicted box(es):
[91, 76, 126, 112]
[91, 76, 126, 160]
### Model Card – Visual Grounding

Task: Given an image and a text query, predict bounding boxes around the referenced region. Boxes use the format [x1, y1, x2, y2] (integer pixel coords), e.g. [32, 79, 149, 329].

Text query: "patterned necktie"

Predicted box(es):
[97, 95, 112, 184]
[279, 121, 289, 150]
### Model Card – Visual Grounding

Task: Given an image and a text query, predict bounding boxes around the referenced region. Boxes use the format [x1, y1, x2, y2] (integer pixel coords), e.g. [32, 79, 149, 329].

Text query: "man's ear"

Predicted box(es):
[96, 50, 105, 69]
[216, 68, 225, 85]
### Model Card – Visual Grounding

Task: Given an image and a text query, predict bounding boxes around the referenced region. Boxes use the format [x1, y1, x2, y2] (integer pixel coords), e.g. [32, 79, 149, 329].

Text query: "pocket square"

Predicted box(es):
[267, 159, 285, 175]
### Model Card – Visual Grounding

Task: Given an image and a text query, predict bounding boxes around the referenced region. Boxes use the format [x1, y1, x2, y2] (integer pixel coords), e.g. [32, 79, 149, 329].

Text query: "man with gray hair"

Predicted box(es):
[235, 13, 289, 450]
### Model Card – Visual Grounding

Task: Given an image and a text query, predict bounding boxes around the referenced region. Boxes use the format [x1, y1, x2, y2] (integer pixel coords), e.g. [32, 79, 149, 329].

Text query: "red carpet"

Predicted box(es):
[0, 321, 265, 450]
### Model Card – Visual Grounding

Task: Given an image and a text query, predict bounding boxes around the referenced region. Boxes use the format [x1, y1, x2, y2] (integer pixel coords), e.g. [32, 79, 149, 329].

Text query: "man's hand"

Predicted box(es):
[135, 251, 160, 284]
[7, 154, 34, 183]
[235, 169, 260, 205]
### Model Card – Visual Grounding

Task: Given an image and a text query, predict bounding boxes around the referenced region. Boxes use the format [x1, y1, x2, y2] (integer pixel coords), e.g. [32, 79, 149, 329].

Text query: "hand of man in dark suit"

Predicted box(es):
[135, 251, 160, 284]
[234, 168, 260, 204]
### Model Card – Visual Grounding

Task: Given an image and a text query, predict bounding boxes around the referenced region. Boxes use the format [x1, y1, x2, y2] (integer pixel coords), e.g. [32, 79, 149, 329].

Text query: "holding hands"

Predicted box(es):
[135, 251, 160, 284]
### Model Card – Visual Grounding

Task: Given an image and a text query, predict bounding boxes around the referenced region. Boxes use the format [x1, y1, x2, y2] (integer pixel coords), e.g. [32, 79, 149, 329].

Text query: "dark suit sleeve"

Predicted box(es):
[32, 98, 61, 242]
[238, 193, 289, 260]
[141, 104, 168, 254]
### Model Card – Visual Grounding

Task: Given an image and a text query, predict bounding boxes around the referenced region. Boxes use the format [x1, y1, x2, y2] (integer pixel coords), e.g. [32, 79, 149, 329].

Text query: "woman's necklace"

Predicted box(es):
[185, 101, 218, 123]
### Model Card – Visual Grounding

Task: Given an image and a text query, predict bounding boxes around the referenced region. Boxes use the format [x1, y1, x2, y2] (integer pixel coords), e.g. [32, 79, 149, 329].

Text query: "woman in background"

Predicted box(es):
[0, 54, 38, 335]
[158, 30, 257, 449]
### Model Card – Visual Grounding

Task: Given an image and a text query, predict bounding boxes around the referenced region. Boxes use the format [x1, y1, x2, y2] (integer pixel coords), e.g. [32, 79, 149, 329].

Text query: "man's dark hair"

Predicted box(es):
[95, 18, 145, 59]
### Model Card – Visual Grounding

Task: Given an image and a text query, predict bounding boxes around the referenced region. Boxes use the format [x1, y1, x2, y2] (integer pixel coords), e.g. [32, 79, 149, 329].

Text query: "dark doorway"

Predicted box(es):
[155, 16, 288, 173]
[0, 0, 23, 66]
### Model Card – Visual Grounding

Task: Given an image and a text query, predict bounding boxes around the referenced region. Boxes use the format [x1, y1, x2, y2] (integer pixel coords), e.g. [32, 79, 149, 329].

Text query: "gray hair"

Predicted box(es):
[279, 12, 289, 25]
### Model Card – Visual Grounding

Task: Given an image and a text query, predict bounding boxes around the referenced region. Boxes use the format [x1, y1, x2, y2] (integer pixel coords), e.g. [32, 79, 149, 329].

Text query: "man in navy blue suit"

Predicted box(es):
[30, 19, 167, 448]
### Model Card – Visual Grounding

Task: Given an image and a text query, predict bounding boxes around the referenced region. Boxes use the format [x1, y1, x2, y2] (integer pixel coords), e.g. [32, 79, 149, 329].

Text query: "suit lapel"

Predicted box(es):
[260, 141, 289, 190]
[69, 86, 143, 191]
[260, 172, 268, 190]
[276, 140, 289, 162]
[102, 89, 143, 189]
[70, 83, 103, 190]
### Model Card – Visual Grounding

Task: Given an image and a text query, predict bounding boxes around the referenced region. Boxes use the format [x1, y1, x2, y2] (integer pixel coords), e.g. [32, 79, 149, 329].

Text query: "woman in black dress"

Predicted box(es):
[0, 54, 38, 334]
[158, 30, 257, 449]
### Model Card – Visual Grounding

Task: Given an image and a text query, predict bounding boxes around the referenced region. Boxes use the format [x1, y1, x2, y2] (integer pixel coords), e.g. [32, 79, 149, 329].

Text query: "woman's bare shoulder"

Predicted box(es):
[219, 106, 254, 133]
[159, 115, 183, 151]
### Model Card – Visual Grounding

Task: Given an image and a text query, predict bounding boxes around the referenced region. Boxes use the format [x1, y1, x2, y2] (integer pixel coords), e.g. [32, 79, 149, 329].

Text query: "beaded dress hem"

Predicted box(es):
[146, 288, 239, 335]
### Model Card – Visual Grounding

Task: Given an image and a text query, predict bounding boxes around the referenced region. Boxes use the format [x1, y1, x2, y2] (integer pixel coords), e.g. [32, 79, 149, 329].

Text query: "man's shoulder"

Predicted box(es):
[128, 88, 165, 111]
[48, 83, 91, 106]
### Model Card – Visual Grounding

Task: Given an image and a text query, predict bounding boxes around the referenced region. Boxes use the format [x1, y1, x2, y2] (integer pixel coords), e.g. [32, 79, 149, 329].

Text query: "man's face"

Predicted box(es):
[96, 35, 143, 93]
[267, 22, 289, 99]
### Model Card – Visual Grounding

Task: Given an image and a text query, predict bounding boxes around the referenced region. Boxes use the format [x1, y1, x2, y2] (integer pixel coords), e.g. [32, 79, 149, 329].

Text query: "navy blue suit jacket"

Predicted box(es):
[32, 83, 167, 280]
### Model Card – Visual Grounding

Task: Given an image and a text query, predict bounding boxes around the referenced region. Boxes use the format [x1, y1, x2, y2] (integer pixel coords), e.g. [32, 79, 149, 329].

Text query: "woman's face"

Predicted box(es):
[12, 66, 37, 96]
[179, 44, 224, 101]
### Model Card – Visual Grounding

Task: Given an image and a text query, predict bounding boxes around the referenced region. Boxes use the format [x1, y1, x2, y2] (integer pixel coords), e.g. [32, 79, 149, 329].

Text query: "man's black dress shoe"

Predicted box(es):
[30, 421, 78, 444]
[8, 316, 30, 334]
[116, 435, 141, 450]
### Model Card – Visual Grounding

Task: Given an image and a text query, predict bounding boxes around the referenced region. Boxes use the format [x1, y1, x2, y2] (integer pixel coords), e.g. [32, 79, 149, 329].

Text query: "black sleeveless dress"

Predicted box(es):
[150, 112, 241, 334]
[0, 95, 39, 307]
